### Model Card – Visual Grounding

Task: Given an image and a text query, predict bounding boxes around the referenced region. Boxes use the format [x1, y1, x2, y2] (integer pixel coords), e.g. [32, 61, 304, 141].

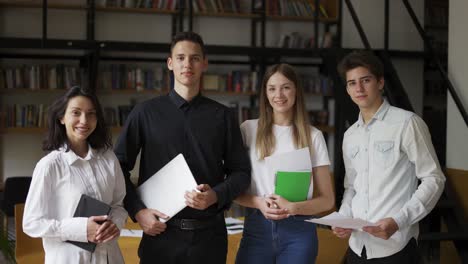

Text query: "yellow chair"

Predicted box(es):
[227, 233, 242, 264]
[316, 227, 348, 264]
[118, 217, 141, 263]
[14, 203, 45, 264]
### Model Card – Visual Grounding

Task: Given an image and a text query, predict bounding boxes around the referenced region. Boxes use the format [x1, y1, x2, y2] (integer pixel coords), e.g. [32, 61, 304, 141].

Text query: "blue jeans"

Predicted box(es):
[235, 209, 318, 264]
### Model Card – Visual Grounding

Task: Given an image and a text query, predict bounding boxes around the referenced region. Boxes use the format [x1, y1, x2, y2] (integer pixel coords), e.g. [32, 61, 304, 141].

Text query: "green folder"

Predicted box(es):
[274, 171, 311, 202]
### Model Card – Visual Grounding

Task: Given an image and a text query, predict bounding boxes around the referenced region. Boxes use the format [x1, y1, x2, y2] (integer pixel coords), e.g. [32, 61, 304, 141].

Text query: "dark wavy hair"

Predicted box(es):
[170, 31, 206, 58]
[42, 86, 112, 152]
[337, 50, 384, 81]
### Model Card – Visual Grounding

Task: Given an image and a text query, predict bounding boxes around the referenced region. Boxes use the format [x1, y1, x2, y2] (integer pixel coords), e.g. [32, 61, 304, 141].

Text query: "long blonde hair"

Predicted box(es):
[256, 64, 312, 159]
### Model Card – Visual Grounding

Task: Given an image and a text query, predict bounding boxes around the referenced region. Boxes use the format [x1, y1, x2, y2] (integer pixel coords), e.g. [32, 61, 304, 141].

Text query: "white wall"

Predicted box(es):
[341, 0, 425, 115]
[447, 0, 468, 170]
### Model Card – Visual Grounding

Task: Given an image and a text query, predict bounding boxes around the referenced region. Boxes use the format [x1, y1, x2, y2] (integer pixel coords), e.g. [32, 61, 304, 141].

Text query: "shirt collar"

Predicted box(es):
[61, 144, 97, 165]
[357, 99, 390, 127]
[169, 89, 202, 109]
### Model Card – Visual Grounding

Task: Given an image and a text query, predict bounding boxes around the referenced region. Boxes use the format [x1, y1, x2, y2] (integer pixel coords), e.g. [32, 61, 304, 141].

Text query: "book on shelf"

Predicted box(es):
[267, 0, 330, 18]
[200, 71, 257, 93]
[202, 74, 224, 91]
[191, 0, 251, 14]
[97, 0, 177, 10]
[227, 104, 259, 124]
[99, 64, 169, 92]
[1, 103, 48, 129]
[0, 64, 83, 90]
[0, 0, 86, 6]
[277, 31, 335, 49]
[240, 107, 258, 123]
[302, 74, 333, 95]
[309, 110, 329, 128]
[0, 107, 6, 130]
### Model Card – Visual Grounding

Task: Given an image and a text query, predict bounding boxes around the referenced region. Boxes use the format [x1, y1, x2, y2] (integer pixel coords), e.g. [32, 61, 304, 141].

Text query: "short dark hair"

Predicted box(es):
[43, 86, 111, 152]
[170, 31, 206, 57]
[337, 50, 384, 81]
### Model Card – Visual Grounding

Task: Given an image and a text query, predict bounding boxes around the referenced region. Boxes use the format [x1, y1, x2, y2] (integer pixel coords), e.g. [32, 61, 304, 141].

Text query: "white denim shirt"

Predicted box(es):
[339, 100, 445, 259]
[23, 147, 127, 264]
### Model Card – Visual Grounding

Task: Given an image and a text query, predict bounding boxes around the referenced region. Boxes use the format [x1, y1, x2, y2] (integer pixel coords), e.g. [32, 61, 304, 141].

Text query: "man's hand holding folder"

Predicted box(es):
[184, 184, 217, 210]
[135, 209, 168, 236]
[136, 154, 198, 236]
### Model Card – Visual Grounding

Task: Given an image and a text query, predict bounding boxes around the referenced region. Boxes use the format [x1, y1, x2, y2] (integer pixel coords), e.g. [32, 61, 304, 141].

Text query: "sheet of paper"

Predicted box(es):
[305, 212, 377, 230]
[227, 228, 243, 235]
[225, 217, 244, 226]
[225, 217, 244, 234]
[137, 154, 198, 223]
[265, 147, 312, 173]
[120, 229, 143, 237]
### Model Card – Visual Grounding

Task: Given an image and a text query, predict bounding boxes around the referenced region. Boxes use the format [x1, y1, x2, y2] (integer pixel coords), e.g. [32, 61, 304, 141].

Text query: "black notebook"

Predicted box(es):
[66, 194, 111, 252]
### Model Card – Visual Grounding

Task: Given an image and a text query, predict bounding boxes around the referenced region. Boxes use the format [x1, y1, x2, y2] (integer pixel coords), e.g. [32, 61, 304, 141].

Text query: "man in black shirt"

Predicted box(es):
[114, 32, 251, 263]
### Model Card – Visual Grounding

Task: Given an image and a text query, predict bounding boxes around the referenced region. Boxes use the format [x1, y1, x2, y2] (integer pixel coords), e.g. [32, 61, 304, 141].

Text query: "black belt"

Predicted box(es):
[167, 216, 221, 230]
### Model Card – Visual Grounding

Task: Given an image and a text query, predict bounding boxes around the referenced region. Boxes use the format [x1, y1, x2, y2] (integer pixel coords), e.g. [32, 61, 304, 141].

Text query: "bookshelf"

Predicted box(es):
[0, 0, 341, 182]
[96, 7, 178, 14]
[265, 0, 339, 20]
[0, 1, 84, 10]
[263, 0, 339, 49]
[0, 57, 85, 135]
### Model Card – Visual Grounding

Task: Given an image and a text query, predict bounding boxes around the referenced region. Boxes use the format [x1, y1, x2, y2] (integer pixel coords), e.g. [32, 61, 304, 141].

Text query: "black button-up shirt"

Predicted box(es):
[115, 89, 251, 220]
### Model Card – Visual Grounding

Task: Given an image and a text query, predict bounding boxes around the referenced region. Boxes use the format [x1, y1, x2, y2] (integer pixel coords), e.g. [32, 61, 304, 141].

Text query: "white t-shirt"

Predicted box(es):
[240, 119, 330, 199]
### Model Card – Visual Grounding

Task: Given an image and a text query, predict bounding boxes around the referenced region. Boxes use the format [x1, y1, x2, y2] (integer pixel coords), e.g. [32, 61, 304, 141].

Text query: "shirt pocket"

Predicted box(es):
[374, 140, 394, 169]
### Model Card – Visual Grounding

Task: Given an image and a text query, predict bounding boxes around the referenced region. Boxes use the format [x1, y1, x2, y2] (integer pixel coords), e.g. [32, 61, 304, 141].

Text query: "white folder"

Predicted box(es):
[137, 154, 198, 222]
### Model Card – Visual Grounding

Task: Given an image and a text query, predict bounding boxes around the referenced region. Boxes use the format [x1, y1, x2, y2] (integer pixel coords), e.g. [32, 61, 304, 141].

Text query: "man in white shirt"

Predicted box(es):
[332, 50, 446, 263]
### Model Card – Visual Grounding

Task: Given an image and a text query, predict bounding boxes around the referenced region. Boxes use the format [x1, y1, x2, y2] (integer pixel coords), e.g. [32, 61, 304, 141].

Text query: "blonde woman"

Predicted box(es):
[235, 64, 335, 264]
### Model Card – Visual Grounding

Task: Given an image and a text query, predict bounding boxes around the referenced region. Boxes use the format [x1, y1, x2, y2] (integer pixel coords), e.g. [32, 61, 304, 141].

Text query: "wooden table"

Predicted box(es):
[118, 228, 347, 264]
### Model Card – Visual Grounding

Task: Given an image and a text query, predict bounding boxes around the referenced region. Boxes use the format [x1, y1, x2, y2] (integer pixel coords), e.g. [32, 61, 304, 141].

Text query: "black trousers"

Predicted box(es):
[138, 218, 227, 264]
[346, 238, 420, 264]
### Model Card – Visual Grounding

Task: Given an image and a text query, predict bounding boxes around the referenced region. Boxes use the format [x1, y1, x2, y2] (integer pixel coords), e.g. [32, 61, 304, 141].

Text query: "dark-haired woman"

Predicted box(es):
[23, 86, 127, 264]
